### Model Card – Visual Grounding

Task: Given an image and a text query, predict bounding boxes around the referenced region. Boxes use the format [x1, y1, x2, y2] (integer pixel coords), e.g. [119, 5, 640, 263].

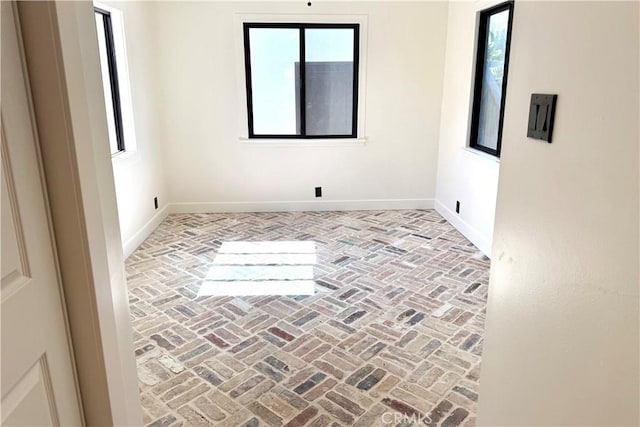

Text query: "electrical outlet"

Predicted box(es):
[154, 197, 158, 210]
[455, 201, 460, 214]
[315, 187, 322, 198]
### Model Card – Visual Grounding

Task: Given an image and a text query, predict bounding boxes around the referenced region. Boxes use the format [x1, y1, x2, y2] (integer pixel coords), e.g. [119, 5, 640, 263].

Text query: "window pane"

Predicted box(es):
[476, 9, 509, 151]
[304, 28, 355, 136]
[95, 13, 120, 155]
[249, 28, 300, 135]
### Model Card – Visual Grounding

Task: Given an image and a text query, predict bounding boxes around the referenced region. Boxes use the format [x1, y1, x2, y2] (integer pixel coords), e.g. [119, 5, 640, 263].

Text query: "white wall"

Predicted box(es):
[434, 0, 502, 257]
[154, 1, 448, 212]
[102, 1, 168, 257]
[478, 1, 639, 425]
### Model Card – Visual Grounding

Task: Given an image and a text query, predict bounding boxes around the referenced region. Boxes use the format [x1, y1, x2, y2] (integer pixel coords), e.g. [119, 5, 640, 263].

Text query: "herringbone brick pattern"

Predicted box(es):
[126, 210, 490, 426]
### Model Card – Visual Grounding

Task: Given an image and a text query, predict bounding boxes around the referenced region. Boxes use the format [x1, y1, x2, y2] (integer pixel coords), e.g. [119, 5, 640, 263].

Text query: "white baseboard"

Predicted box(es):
[169, 198, 434, 214]
[435, 200, 492, 258]
[122, 205, 170, 258]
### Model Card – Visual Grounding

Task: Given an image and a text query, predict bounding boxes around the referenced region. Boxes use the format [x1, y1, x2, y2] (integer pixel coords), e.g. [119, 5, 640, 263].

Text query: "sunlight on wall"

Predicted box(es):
[198, 241, 317, 296]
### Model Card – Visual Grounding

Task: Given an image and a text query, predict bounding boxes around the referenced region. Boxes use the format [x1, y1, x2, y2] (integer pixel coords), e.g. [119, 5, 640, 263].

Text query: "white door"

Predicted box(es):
[1, 2, 84, 425]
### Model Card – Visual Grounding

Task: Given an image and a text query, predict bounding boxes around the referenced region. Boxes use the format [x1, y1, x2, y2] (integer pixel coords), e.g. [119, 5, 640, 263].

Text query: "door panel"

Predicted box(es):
[1, 2, 83, 425]
[1, 142, 30, 297]
[1, 358, 57, 426]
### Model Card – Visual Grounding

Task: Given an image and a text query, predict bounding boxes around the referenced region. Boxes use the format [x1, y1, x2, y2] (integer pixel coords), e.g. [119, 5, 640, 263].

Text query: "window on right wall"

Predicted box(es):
[469, 1, 514, 157]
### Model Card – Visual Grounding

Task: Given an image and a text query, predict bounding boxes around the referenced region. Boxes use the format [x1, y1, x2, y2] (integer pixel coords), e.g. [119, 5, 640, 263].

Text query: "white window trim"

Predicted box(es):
[94, 2, 138, 159]
[233, 12, 369, 145]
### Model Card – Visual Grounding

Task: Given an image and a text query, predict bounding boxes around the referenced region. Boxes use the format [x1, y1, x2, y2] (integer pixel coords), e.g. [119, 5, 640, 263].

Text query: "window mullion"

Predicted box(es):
[299, 26, 306, 137]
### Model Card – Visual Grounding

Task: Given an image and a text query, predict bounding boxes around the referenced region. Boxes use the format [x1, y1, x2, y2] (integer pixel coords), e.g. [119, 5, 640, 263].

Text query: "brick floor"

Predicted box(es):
[126, 210, 489, 426]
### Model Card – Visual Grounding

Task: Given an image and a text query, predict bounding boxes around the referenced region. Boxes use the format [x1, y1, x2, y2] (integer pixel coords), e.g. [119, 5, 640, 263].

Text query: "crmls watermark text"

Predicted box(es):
[381, 412, 432, 424]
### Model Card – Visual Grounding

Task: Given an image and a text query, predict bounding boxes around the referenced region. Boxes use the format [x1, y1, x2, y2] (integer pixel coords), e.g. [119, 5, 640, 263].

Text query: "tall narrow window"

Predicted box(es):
[243, 23, 359, 139]
[95, 7, 125, 155]
[469, 1, 514, 157]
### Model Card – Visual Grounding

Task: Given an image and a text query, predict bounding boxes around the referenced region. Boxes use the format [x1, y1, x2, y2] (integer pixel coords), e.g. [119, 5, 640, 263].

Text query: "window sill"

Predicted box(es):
[111, 149, 138, 162]
[239, 137, 367, 147]
[462, 146, 500, 163]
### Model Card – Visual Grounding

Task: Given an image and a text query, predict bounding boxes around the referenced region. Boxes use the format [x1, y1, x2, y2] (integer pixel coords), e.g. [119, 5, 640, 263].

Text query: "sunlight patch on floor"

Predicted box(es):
[197, 241, 317, 297]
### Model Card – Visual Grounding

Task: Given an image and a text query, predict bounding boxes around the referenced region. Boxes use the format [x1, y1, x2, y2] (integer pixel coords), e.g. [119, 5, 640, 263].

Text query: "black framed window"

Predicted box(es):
[469, 1, 514, 157]
[243, 23, 360, 139]
[95, 7, 125, 155]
